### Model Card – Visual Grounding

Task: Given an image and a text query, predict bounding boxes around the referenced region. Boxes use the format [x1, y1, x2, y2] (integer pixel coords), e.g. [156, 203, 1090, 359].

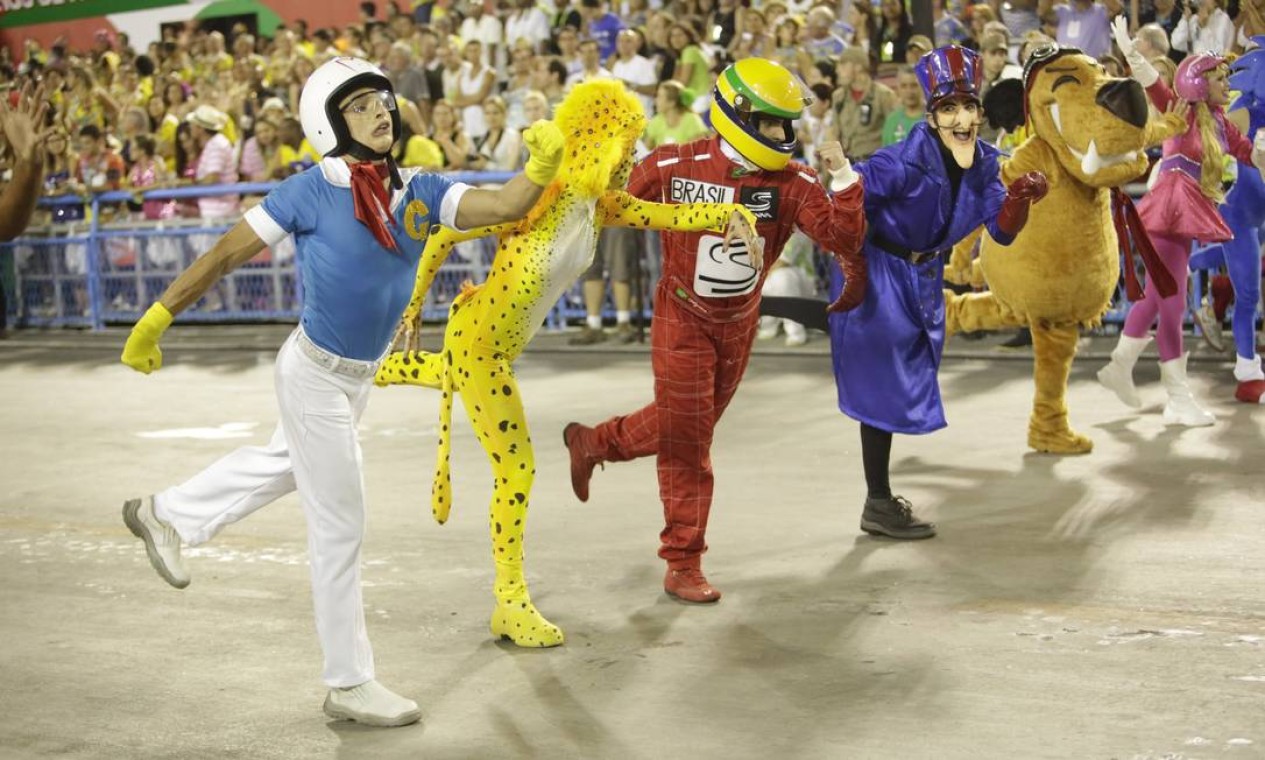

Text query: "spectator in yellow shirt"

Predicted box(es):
[276, 116, 322, 176]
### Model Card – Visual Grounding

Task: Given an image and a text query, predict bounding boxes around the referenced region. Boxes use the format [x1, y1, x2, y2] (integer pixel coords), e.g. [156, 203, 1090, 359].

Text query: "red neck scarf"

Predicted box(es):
[349, 161, 397, 251]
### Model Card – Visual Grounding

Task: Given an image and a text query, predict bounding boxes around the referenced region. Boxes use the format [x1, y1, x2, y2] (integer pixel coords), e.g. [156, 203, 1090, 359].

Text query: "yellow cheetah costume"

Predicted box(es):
[374, 80, 757, 647]
[947, 51, 1184, 454]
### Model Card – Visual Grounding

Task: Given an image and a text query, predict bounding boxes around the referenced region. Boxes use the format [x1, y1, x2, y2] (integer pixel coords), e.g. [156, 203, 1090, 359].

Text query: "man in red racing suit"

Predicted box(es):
[563, 62, 867, 604]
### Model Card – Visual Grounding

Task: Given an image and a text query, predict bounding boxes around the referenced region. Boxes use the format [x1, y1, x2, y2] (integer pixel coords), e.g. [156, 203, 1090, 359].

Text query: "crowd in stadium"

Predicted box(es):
[1, 0, 1259, 211]
[0, 0, 1261, 334]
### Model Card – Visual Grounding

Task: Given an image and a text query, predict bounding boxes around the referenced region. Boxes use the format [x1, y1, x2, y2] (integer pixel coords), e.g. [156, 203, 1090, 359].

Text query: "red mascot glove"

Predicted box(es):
[996, 171, 1049, 238]
[827, 248, 868, 313]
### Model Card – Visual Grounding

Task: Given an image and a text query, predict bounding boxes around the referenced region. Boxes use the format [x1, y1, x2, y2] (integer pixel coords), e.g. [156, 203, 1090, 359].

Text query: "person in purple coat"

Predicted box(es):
[765, 46, 1047, 540]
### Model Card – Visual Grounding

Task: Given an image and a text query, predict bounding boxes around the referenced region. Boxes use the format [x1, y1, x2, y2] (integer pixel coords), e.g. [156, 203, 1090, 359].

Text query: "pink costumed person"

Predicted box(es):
[1099, 17, 1265, 426]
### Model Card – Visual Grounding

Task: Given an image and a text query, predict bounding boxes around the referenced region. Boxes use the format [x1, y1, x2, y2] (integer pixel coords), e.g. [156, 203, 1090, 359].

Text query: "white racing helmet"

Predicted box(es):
[299, 57, 402, 171]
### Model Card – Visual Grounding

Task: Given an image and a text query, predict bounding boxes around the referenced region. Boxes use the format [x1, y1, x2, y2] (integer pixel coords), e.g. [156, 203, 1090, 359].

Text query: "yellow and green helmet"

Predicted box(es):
[710, 58, 811, 172]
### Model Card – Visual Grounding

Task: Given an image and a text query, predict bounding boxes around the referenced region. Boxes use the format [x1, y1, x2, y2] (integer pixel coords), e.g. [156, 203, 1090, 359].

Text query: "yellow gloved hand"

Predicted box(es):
[522, 120, 565, 187]
[121, 302, 174, 374]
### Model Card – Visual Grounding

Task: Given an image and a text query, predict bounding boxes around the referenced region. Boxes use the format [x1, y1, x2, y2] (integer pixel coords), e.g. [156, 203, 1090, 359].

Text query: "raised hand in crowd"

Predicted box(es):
[0, 82, 54, 165]
[0, 82, 57, 241]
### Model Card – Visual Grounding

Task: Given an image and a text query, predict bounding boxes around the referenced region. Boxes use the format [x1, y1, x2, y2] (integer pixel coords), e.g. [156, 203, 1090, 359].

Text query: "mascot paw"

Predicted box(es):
[375, 351, 444, 389]
[491, 598, 565, 648]
[1027, 426, 1094, 455]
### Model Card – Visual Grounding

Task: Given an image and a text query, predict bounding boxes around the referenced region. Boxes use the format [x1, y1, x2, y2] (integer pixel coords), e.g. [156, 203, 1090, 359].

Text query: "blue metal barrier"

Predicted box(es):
[0, 175, 1181, 336]
[0, 173, 557, 331]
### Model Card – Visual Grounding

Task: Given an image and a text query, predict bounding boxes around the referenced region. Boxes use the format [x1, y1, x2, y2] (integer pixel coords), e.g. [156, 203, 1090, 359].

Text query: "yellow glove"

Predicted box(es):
[522, 119, 565, 187]
[121, 302, 173, 374]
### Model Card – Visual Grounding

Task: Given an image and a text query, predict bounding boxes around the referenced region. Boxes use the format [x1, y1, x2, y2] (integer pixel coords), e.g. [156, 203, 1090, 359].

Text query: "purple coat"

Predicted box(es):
[828, 122, 1012, 434]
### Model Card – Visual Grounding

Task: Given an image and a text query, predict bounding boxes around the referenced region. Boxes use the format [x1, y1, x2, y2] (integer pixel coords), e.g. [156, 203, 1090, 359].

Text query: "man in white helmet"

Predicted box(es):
[117, 57, 565, 727]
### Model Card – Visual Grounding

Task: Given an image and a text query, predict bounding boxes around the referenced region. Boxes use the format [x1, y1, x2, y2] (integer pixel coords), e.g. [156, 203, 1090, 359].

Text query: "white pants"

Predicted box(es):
[758, 264, 813, 342]
[154, 330, 376, 687]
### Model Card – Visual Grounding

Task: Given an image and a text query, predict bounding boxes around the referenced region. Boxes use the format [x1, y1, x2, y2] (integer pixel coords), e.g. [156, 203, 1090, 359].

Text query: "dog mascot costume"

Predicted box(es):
[956, 43, 1187, 453]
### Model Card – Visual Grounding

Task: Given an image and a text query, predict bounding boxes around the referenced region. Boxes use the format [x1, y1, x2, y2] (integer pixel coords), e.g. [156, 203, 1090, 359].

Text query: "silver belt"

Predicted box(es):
[294, 329, 379, 380]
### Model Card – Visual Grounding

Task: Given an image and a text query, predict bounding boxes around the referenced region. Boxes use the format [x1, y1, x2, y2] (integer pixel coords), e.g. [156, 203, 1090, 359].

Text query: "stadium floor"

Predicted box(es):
[1, 325, 1261, 759]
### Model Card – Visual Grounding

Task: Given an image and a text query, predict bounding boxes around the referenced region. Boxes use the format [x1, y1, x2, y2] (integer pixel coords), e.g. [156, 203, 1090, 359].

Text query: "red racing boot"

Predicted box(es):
[664, 562, 722, 604]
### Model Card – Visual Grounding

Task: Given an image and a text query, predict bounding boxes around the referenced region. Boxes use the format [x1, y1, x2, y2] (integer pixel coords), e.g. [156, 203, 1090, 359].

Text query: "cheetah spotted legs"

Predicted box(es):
[449, 331, 563, 648]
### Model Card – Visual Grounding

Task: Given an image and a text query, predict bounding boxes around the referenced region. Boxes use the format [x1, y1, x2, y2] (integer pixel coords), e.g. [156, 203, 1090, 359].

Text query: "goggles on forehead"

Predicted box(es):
[341, 90, 398, 115]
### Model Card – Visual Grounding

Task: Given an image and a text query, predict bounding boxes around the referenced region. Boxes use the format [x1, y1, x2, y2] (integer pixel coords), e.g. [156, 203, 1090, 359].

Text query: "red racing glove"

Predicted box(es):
[827, 247, 868, 313]
[996, 171, 1049, 238]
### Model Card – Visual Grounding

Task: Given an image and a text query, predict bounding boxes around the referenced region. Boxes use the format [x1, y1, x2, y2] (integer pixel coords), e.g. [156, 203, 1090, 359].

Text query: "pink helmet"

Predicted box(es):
[1174, 53, 1227, 102]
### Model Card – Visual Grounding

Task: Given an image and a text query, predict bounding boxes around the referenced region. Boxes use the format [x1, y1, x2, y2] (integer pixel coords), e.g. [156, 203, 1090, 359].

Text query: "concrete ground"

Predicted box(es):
[1, 325, 1262, 760]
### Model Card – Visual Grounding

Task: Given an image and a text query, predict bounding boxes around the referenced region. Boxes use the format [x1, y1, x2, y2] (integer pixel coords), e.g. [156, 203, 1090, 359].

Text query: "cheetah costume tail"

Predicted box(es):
[429, 281, 483, 524]
[376, 226, 510, 524]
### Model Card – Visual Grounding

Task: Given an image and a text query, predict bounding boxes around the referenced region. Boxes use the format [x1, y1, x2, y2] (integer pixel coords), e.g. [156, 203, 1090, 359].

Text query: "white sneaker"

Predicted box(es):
[122, 496, 190, 589]
[323, 680, 421, 727]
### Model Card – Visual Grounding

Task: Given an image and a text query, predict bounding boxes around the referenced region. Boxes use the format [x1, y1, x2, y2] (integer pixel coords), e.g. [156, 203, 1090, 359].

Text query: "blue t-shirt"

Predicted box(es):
[248, 162, 461, 360]
[1055, 3, 1111, 59]
[589, 13, 624, 60]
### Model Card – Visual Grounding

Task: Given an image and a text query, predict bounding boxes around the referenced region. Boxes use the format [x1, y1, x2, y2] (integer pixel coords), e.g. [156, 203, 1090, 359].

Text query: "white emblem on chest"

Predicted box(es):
[693, 235, 762, 297]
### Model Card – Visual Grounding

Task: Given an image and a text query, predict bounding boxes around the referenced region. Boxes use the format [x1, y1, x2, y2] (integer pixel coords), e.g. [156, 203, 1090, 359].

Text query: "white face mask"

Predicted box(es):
[927, 98, 982, 169]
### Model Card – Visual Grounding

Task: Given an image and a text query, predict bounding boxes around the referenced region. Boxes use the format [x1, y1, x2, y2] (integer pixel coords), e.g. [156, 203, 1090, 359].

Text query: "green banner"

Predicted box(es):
[0, 0, 188, 29]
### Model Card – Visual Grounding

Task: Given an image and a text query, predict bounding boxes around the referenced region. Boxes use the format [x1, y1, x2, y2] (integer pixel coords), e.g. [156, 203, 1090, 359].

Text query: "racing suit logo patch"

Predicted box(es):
[669, 178, 735, 204]
[738, 187, 779, 222]
[693, 234, 761, 297]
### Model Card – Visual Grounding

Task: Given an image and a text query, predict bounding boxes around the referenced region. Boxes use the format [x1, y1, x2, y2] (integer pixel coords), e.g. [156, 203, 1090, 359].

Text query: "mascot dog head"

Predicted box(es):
[988, 45, 1155, 187]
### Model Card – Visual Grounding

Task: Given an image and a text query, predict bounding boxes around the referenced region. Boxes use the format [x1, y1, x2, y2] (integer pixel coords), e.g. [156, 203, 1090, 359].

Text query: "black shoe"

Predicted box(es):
[998, 327, 1032, 350]
[860, 495, 936, 540]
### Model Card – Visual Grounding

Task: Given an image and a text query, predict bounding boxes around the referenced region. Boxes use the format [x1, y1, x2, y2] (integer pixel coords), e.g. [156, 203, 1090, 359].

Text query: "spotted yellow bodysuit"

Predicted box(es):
[374, 80, 757, 648]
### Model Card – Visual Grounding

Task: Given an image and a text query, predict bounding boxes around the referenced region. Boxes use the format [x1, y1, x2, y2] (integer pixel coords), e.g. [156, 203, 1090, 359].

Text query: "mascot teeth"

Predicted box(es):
[1080, 139, 1102, 175]
[1067, 140, 1139, 175]
[1053, 103, 1139, 174]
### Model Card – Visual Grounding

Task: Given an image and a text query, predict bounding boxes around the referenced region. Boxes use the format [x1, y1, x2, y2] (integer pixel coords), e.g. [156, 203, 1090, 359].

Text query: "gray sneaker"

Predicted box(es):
[122, 496, 191, 588]
[1192, 303, 1226, 352]
[860, 495, 937, 540]
[613, 323, 640, 344]
[568, 326, 607, 346]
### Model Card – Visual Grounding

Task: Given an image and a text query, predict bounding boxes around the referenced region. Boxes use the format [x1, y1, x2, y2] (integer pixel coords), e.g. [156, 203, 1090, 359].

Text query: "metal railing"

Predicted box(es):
[0, 175, 1209, 335]
[0, 173, 591, 330]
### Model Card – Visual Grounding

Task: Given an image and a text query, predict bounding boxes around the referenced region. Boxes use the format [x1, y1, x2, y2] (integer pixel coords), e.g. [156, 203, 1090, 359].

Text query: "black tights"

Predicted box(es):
[860, 423, 892, 500]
